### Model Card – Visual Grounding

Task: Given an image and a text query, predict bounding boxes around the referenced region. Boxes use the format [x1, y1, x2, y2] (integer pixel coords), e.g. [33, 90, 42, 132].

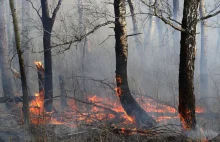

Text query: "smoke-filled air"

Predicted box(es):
[0, 0, 220, 141]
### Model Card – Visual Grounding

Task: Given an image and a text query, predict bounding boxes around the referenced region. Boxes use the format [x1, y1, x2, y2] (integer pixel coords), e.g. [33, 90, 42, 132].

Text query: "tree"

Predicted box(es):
[0, 0, 15, 109]
[21, 0, 30, 80]
[199, 0, 208, 108]
[141, 0, 220, 130]
[128, 0, 141, 49]
[78, 0, 86, 91]
[173, 0, 179, 20]
[178, 0, 199, 130]
[114, 0, 156, 128]
[40, 0, 62, 112]
[9, 0, 29, 125]
[173, 0, 180, 53]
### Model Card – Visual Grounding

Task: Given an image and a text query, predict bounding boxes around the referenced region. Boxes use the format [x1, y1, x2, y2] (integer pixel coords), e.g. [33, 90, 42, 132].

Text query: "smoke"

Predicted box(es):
[1, 0, 220, 136]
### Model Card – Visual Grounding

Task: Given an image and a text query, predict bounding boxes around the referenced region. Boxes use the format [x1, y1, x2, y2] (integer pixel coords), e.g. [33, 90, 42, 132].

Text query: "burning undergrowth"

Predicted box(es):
[0, 91, 214, 142]
[28, 92, 205, 130]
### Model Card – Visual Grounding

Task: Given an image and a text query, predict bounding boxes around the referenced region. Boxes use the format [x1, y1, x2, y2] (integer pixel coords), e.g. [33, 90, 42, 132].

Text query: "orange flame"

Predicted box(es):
[27, 92, 205, 129]
[29, 93, 45, 124]
[34, 61, 43, 68]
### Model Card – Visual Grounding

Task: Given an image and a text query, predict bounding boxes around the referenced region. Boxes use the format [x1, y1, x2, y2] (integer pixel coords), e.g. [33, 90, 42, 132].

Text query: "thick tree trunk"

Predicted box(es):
[9, 0, 29, 125]
[114, 0, 156, 128]
[179, 0, 199, 130]
[41, 0, 62, 112]
[199, 0, 208, 107]
[0, 0, 15, 109]
[43, 31, 53, 112]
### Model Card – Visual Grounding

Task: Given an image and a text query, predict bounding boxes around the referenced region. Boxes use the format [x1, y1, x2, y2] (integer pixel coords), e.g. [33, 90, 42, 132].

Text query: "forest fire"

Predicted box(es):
[29, 93, 45, 124]
[34, 61, 43, 68]
[28, 93, 205, 128]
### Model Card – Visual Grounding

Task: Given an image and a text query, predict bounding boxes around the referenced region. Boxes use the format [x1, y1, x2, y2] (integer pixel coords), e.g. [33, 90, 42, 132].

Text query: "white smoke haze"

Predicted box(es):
[0, 0, 220, 141]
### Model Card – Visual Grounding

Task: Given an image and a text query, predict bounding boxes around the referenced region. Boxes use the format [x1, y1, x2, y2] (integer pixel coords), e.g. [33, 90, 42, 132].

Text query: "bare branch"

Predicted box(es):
[198, 10, 220, 21]
[167, 17, 182, 25]
[26, 0, 42, 21]
[51, 0, 62, 23]
[99, 35, 114, 45]
[139, 0, 184, 32]
[127, 33, 142, 37]
[156, 14, 185, 32]
[51, 21, 114, 48]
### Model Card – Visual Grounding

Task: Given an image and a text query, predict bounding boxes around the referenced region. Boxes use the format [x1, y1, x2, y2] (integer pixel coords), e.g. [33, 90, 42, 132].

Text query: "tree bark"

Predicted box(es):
[199, 0, 208, 107]
[40, 0, 62, 112]
[179, 0, 199, 130]
[9, 0, 29, 125]
[114, 0, 156, 128]
[0, 0, 15, 109]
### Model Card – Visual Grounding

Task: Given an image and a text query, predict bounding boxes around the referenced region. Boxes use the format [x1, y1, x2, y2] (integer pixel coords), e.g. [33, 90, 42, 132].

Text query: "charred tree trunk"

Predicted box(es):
[0, 0, 15, 109]
[40, 0, 62, 112]
[35, 62, 44, 99]
[9, 0, 29, 125]
[59, 75, 67, 110]
[199, 0, 208, 107]
[114, 0, 156, 128]
[179, 0, 199, 130]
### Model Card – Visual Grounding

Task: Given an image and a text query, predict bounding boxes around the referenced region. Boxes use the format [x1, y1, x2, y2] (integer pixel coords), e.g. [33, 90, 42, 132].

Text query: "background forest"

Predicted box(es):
[0, 0, 220, 141]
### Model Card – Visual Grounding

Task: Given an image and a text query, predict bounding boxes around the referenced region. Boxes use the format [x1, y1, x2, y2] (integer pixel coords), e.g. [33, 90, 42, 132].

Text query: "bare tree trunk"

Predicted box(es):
[179, 0, 199, 130]
[78, 0, 85, 92]
[173, 0, 180, 53]
[199, 0, 208, 107]
[0, 0, 15, 109]
[173, 0, 179, 20]
[40, 0, 62, 112]
[9, 0, 29, 125]
[144, 0, 155, 49]
[59, 75, 67, 110]
[127, 0, 141, 48]
[22, 0, 30, 80]
[5, 0, 13, 54]
[114, 0, 156, 128]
